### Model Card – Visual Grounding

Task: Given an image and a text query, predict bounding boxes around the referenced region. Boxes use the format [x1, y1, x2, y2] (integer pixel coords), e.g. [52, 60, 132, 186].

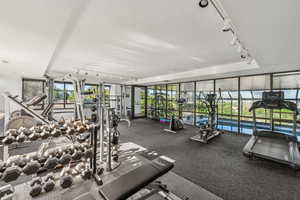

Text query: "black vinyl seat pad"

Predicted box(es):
[99, 157, 174, 200]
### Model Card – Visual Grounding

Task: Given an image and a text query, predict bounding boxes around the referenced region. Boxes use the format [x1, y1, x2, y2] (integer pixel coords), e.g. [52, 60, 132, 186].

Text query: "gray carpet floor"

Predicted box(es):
[119, 118, 300, 200]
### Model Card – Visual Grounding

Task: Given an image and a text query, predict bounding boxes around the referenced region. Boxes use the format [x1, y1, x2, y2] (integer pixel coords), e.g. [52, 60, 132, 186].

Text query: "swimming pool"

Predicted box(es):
[194, 117, 300, 141]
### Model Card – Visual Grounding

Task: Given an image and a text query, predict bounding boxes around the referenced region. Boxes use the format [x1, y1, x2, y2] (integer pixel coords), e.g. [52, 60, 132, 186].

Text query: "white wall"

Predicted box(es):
[0, 75, 22, 113]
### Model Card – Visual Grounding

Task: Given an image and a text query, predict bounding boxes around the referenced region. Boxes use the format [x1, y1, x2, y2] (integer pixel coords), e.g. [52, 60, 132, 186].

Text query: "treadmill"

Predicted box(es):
[243, 91, 300, 169]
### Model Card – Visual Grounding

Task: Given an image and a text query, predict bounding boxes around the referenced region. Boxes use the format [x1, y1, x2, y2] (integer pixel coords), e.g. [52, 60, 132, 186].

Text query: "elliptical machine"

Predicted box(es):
[190, 90, 222, 143]
[164, 98, 186, 134]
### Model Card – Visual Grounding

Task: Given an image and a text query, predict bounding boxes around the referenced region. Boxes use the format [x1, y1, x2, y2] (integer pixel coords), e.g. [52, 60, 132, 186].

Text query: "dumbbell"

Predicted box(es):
[63, 121, 73, 129]
[43, 179, 55, 192]
[83, 148, 93, 159]
[23, 160, 41, 175]
[44, 156, 59, 170]
[30, 177, 42, 187]
[16, 132, 27, 143]
[58, 119, 65, 126]
[66, 127, 76, 135]
[77, 125, 86, 134]
[74, 162, 91, 178]
[60, 126, 67, 134]
[18, 127, 32, 136]
[49, 123, 59, 130]
[7, 155, 28, 168]
[40, 125, 50, 132]
[6, 129, 18, 137]
[60, 175, 73, 189]
[2, 135, 15, 145]
[2, 165, 22, 182]
[43, 174, 55, 192]
[29, 131, 40, 141]
[81, 168, 92, 180]
[96, 167, 104, 176]
[0, 186, 14, 199]
[29, 177, 42, 197]
[112, 134, 119, 145]
[59, 152, 72, 165]
[59, 166, 74, 189]
[71, 150, 84, 161]
[44, 173, 55, 182]
[40, 130, 50, 139]
[51, 128, 61, 137]
[29, 126, 42, 134]
[73, 121, 82, 127]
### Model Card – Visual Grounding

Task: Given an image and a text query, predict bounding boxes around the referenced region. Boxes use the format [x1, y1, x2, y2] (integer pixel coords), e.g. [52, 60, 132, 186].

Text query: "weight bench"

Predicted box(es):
[99, 157, 174, 200]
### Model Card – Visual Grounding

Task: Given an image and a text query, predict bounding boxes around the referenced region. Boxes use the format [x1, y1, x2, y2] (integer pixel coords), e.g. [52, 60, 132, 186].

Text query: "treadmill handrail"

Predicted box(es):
[249, 100, 299, 115]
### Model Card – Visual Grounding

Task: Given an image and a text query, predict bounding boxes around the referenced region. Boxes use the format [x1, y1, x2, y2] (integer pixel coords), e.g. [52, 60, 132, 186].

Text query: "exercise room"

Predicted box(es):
[0, 0, 299, 200]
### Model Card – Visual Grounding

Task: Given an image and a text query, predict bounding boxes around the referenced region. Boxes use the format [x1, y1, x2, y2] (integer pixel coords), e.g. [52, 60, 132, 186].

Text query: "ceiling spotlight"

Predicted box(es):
[240, 54, 247, 59]
[199, 0, 209, 8]
[222, 18, 232, 32]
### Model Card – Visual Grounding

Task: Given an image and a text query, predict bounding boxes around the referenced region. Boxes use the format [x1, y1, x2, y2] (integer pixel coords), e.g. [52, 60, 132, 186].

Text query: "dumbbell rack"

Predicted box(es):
[2, 119, 95, 199]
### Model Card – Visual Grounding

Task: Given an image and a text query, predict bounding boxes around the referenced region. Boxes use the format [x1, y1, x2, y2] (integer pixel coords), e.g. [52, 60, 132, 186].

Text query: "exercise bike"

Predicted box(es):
[164, 98, 186, 134]
[190, 90, 222, 143]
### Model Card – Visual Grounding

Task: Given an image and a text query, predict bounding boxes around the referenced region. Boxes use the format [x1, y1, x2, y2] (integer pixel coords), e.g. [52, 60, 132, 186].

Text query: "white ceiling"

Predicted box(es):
[0, 0, 80, 78]
[221, 0, 300, 69]
[0, 0, 299, 84]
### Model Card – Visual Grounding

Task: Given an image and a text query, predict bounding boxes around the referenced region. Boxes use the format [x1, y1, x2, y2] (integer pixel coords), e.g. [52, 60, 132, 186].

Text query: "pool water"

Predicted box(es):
[195, 117, 300, 141]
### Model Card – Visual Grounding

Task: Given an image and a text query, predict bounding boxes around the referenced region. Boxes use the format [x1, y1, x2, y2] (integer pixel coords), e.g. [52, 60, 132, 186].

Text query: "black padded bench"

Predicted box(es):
[99, 157, 174, 200]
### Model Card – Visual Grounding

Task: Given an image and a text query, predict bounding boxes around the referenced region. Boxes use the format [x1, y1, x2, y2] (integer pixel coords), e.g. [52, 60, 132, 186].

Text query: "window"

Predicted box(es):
[216, 78, 239, 133]
[180, 82, 194, 125]
[144, 71, 300, 136]
[273, 72, 300, 130]
[147, 86, 156, 118]
[240, 75, 271, 134]
[195, 80, 214, 126]
[156, 85, 167, 118]
[167, 84, 179, 118]
[22, 79, 45, 109]
[53, 82, 65, 109]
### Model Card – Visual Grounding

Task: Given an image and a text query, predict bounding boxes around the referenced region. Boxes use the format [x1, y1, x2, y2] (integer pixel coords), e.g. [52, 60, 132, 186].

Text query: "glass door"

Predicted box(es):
[133, 86, 146, 118]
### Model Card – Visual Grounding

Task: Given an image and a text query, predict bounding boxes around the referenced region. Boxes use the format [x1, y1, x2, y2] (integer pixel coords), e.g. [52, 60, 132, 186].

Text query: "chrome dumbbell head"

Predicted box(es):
[6, 129, 18, 137]
[2, 135, 16, 145]
[23, 160, 41, 175]
[16, 132, 27, 143]
[2, 165, 22, 182]
[28, 131, 40, 141]
[44, 156, 59, 170]
[29, 177, 42, 197]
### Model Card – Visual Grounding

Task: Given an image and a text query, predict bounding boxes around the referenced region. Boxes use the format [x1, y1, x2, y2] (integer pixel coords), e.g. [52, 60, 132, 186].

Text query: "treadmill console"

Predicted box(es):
[262, 91, 284, 102]
[262, 91, 284, 108]
[250, 91, 297, 113]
